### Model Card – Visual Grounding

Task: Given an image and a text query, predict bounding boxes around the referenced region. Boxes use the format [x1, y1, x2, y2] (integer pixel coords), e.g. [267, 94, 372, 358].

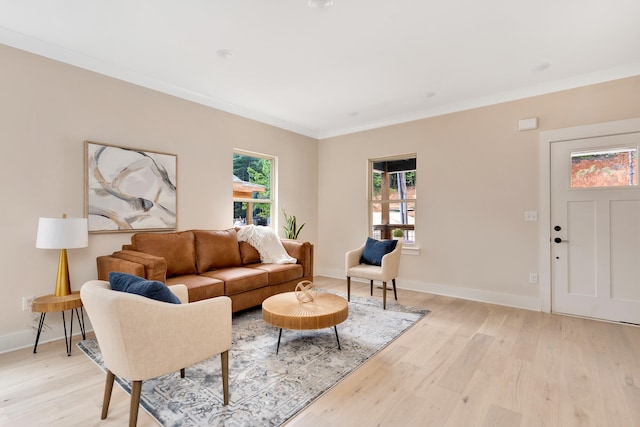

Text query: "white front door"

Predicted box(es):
[550, 133, 640, 324]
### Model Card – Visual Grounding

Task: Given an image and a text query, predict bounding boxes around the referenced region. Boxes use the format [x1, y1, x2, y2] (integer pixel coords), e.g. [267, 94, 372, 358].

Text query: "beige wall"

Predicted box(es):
[2, 41, 639, 353]
[317, 76, 640, 308]
[0, 44, 318, 352]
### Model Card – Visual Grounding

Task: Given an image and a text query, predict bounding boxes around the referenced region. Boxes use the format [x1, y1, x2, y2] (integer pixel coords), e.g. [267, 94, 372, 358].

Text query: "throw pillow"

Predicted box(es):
[239, 241, 261, 265]
[108, 272, 181, 304]
[360, 237, 398, 266]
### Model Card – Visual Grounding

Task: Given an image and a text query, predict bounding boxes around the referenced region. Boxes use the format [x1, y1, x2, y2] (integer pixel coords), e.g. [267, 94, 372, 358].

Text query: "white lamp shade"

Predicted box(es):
[36, 217, 89, 249]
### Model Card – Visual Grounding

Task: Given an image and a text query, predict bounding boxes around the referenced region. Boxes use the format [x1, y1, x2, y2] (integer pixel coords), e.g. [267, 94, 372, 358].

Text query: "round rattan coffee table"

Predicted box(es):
[262, 291, 348, 354]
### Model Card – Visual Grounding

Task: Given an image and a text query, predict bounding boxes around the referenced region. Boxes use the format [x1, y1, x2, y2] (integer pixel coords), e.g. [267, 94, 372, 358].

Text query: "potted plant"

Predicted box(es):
[392, 228, 404, 240]
[282, 209, 305, 239]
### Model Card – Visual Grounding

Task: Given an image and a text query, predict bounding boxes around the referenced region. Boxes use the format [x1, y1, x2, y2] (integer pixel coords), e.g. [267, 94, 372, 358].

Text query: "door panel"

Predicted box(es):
[551, 132, 640, 324]
[610, 200, 640, 302]
[567, 201, 596, 296]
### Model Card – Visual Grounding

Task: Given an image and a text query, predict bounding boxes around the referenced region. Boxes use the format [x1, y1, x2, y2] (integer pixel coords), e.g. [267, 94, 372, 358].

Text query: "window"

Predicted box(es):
[570, 147, 637, 188]
[233, 150, 275, 227]
[369, 155, 416, 244]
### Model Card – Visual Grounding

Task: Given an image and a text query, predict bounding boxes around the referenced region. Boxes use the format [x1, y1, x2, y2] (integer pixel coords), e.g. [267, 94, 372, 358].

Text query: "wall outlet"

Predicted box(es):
[22, 296, 35, 311]
[529, 273, 538, 284]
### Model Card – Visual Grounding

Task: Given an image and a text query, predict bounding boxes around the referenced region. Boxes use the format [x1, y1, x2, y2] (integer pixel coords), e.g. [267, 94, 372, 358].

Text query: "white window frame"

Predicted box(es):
[233, 149, 277, 229]
[368, 153, 417, 247]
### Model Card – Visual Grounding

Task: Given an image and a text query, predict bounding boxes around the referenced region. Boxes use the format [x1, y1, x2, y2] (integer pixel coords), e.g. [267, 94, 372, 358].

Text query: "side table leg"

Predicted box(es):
[62, 310, 73, 356]
[33, 313, 47, 354]
[276, 328, 283, 355]
[74, 307, 86, 340]
[334, 326, 342, 350]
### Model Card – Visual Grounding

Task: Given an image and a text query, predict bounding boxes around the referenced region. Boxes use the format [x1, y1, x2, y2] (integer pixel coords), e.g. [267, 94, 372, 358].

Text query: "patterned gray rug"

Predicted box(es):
[78, 291, 429, 426]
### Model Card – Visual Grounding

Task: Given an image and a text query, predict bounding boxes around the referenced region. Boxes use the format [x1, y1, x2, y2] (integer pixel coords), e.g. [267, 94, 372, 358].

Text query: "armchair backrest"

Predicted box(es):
[81, 280, 232, 381]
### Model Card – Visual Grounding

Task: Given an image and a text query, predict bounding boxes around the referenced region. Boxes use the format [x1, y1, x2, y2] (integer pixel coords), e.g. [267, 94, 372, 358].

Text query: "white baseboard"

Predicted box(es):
[0, 330, 37, 354]
[315, 268, 542, 312]
[0, 320, 92, 355]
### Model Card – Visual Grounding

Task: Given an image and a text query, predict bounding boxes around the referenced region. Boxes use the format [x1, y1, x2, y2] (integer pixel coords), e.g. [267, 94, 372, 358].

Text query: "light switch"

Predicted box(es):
[524, 211, 537, 221]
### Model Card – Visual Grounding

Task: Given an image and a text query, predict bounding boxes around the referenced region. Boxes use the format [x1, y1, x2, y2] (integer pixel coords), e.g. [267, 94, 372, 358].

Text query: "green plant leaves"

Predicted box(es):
[282, 209, 305, 239]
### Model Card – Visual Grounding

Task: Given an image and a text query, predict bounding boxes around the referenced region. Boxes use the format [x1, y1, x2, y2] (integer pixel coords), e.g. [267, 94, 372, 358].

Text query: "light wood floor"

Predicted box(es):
[1, 276, 638, 426]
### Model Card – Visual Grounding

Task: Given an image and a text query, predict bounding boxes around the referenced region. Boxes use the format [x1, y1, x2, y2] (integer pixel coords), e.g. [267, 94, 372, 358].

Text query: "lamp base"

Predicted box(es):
[54, 249, 72, 297]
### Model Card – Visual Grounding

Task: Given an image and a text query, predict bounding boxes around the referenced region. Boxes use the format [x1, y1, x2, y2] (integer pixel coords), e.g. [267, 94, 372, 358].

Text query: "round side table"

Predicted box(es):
[31, 291, 86, 356]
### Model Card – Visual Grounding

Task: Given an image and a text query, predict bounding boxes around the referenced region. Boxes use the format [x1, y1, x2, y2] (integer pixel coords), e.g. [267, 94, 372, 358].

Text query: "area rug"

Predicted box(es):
[78, 291, 429, 426]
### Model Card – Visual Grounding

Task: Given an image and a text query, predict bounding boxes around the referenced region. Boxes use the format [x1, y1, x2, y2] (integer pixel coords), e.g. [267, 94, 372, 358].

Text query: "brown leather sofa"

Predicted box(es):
[96, 228, 314, 312]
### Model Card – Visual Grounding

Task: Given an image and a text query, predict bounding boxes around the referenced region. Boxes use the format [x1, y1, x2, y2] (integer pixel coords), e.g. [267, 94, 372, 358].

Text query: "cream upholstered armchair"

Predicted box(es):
[345, 239, 402, 309]
[81, 280, 232, 427]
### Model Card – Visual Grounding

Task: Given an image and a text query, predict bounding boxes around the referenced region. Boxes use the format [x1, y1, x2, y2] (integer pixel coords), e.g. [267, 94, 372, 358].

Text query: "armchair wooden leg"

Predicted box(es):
[392, 278, 397, 300]
[180, 368, 185, 378]
[370, 280, 374, 296]
[101, 369, 115, 420]
[382, 281, 387, 309]
[221, 350, 229, 405]
[347, 277, 351, 302]
[130, 380, 142, 427]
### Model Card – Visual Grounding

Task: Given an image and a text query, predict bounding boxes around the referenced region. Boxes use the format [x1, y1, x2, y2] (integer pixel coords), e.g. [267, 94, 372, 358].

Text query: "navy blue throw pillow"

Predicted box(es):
[108, 272, 181, 304]
[360, 237, 398, 266]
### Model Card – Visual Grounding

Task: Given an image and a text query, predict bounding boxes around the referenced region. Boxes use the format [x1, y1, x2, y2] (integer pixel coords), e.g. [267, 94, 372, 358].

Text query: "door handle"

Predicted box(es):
[554, 237, 569, 243]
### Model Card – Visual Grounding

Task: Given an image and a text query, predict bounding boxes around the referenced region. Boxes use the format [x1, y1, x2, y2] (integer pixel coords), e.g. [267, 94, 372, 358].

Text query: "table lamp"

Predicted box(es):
[36, 214, 88, 297]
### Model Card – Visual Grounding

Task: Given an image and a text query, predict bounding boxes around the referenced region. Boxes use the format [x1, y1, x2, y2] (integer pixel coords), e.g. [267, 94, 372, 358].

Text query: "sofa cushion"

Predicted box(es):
[239, 241, 261, 265]
[131, 231, 197, 277]
[360, 237, 397, 266]
[248, 263, 303, 285]
[202, 267, 269, 296]
[194, 229, 243, 273]
[166, 274, 225, 302]
[108, 272, 181, 304]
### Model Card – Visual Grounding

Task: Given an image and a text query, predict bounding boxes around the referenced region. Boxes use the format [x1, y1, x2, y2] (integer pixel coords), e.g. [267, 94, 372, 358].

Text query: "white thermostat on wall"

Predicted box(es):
[518, 117, 539, 131]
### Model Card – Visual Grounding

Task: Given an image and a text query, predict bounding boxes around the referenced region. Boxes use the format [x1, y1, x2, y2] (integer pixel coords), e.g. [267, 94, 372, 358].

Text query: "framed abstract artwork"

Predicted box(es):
[85, 141, 177, 233]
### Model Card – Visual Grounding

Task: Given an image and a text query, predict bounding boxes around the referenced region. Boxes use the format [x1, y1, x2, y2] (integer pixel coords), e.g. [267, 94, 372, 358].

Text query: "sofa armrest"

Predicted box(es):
[281, 240, 314, 278]
[97, 255, 145, 281]
[110, 250, 168, 282]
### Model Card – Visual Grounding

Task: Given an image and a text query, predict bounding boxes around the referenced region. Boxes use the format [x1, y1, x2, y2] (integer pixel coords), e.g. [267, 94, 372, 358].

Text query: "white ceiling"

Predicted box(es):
[1, 0, 640, 139]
